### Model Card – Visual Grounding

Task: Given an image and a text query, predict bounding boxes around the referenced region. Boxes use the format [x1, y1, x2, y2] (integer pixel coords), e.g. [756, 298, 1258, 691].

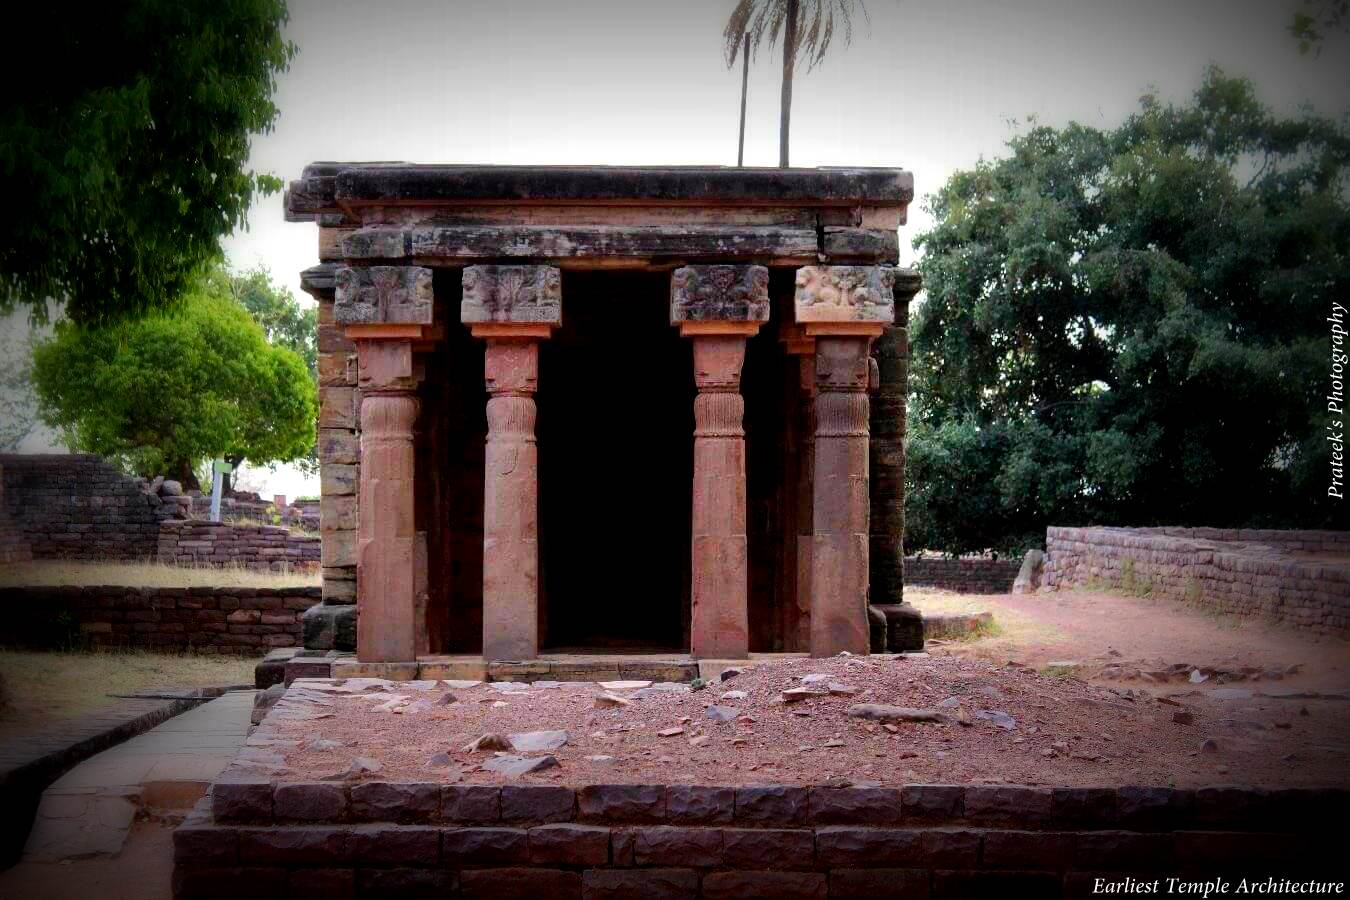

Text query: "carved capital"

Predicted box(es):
[484, 340, 540, 397]
[462, 265, 561, 325]
[671, 265, 770, 324]
[794, 266, 895, 324]
[356, 339, 422, 392]
[335, 265, 433, 325]
[815, 336, 873, 393]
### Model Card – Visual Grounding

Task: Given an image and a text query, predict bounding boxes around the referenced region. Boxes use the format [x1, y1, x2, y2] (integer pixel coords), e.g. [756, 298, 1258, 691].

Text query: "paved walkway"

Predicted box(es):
[19, 690, 255, 863]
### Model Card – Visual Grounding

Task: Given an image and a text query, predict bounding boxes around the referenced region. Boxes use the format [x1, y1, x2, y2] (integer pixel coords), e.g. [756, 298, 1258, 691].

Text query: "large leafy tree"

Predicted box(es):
[724, 0, 866, 166]
[30, 273, 316, 489]
[0, 1, 294, 325]
[907, 68, 1350, 555]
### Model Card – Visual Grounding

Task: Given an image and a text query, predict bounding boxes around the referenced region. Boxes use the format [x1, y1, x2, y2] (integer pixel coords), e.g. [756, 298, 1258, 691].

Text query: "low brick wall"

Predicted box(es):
[175, 778, 1344, 898]
[904, 556, 1021, 594]
[1043, 527, 1350, 637]
[0, 585, 322, 655]
[158, 520, 320, 573]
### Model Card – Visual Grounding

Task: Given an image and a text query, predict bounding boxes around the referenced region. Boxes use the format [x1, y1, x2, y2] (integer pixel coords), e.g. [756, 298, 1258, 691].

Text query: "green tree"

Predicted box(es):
[0, 1, 294, 325]
[724, 0, 866, 166]
[225, 266, 317, 378]
[907, 68, 1350, 554]
[31, 275, 316, 489]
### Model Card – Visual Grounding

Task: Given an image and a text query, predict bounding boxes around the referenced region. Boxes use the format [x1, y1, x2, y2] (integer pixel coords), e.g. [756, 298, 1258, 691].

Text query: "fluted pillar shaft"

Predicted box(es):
[689, 334, 751, 659]
[810, 336, 874, 656]
[480, 339, 542, 660]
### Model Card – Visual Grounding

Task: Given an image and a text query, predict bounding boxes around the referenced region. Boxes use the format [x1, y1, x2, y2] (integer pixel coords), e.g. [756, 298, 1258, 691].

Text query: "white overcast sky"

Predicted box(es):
[11, 0, 1348, 495]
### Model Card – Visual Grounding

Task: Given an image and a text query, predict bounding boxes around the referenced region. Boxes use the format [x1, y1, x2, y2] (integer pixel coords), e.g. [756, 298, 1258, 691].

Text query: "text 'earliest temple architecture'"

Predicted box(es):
[286, 164, 920, 669]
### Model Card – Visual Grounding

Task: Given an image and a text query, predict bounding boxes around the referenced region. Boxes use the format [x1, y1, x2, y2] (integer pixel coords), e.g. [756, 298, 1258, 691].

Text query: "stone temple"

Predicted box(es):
[286, 164, 921, 673]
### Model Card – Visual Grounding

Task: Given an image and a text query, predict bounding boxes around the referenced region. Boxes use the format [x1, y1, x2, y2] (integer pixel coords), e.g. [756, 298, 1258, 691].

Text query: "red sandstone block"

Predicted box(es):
[173, 865, 289, 899]
[529, 823, 611, 865]
[633, 826, 724, 867]
[664, 784, 734, 824]
[981, 829, 1074, 869]
[900, 785, 963, 821]
[1052, 788, 1117, 827]
[172, 824, 239, 865]
[610, 828, 636, 866]
[274, 783, 348, 822]
[441, 826, 529, 865]
[963, 786, 1053, 825]
[702, 870, 828, 900]
[828, 868, 930, 899]
[921, 829, 982, 867]
[735, 785, 809, 825]
[808, 787, 904, 825]
[441, 784, 501, 822]
[348, 825, 439, 865]
[500, 785, 575, 823]
[581, 867, 699, 900]
[211, 778, 272, 823]
[721, 827, 815, 869]
[356, 867, 457, 899]
[1115, 787, 1191, 832]
[350, 781, 439, 823]
[286, 867, 355, 900]
[816, 827, 923, 867]
[1074, 831, 1173, 869]
[238, 826, 351, 864]
[931, 868, 1061, 898]
[459, 867, 582, 900]
[577, 784, 664, 821]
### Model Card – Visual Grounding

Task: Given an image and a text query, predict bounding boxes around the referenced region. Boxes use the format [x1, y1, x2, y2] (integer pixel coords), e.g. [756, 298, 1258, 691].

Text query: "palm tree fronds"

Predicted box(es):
[724, 0, 868, 70]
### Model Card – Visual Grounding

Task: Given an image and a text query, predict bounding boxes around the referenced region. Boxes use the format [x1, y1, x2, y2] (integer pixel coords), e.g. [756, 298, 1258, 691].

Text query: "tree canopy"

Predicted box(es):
[31, 271, 317, 488]
[0, 1, 294, 325]
[906, 68, 1350, 556]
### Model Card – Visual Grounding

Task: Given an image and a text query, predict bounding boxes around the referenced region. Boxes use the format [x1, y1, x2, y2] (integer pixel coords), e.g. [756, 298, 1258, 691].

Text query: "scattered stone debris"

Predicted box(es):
[509, 730, 568, 751]
[1200, 738, 1219, 754]
[437, 693, 457, 706]
[720, 690, 748, 701]
[482, 754, 559, 778]
[782, 688, 826, 704]
[657, 727, 685, 738]
[719, 667, 743, 682]
[1173, 711, 1195, 726]
[847, 704, 949, 725]
[463, 733, 513, 753]
[593, 692, 632, 708]
[322, 756, 382, 780]
[828, 683, 860, 697]
[974, 710, 1016, 730]
[599, 680, 651, 691]
[705, 705, 740, 724]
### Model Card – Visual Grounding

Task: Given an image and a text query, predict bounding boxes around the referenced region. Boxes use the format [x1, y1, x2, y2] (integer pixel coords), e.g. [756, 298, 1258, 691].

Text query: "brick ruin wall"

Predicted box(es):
[0, 585, 322, 655]
[1042, 526, 1350, 637]
[0, 454, 318, 573]
[902, 556, 1021, 594]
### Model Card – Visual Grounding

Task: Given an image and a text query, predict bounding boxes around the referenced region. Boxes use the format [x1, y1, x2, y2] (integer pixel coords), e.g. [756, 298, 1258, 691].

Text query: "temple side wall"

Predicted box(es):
[1043, 526, 1350, 637]
[903, 557, 1021, 595]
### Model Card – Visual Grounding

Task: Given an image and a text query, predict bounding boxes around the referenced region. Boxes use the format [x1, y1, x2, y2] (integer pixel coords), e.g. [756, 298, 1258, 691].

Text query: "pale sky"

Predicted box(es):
[10, 0, 1348, 496]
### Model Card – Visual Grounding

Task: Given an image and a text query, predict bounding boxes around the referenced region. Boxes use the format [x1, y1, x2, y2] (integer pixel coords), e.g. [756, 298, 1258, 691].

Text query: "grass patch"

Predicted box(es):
[0, 648, 253, 733]
[0, 559, 319, 589]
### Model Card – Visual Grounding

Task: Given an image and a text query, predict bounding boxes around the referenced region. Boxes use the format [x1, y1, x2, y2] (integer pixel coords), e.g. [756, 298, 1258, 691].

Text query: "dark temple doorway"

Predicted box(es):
[537, 272, 694, 652]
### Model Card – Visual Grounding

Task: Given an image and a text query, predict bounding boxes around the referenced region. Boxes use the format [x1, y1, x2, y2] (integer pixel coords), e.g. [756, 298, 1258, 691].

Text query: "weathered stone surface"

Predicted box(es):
[721, 828, 815, 868]
[347, 825, 439, 865]
[577, 784, 665, 822]
[356, 867, 457, 899]
[982, 829, 1075, 869]
[441, 826, 529, 864]
[794, 266, 895, 324]
[302, 603, 356, 652]
[334, 265, 433, 324]
[499, 785, 575, 822]
[461, 265, 562, 324]
[211, 778, 273, 823]
[274, 783, 348, 822]
[350, 781, 439, 822]
[827, 868, 929, 900]
[634, 826, 723, 867]
[663, 785, 734, 824]
[670, 265, 770, 322]
[458, 867, 582, 900]
[581, 868, 700, 900]
[527, 823, 610, 865]
[964, 785, 1055, 825]
[735, 785, 809, 825]
[238, 827, 351, 865]
[701, 870, 827, 900]
[807, 787, 904, 824]
[442, 785, 501, 822]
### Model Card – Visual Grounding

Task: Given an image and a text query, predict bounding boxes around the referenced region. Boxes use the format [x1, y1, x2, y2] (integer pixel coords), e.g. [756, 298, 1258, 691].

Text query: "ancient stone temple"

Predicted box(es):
[286, 164, 920, 670]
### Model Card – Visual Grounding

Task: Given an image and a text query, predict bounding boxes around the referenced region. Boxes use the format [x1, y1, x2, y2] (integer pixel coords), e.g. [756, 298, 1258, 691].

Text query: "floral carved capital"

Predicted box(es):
[334, 266, 434, 325]
[793, 266, 896, 324]
[461, 265, 562, 325]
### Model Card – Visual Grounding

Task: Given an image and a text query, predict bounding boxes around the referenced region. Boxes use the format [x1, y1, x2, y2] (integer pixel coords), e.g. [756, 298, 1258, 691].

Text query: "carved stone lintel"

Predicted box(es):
[335, 265, 433, 325]
[794, 266, 896, 324]
[462, 265, 562, 325]
[671, 265, 770, 324]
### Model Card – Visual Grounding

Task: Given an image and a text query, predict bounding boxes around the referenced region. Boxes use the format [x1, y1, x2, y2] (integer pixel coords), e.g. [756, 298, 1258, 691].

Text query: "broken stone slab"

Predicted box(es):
[800, 674, 831, 684]
[720, 690, 748, 701]
[974, 710, 1017, 730]
[720, 667, 744, 681]
[441, 680, 482, 689]
[482, 754, 559, 778]
[598, 680, 652, 691]
[594, 692, 633, 708]
[635, 683, 691, 699]
[657, 727, 685, 737]
[463, 733, 514, 753]
[705, 705, 740, 724]
[782, 688, 828, 703]
[489, 682, 535, 693]
[847, 704, 950, 725]
[827, 683, 860, 697]
[321, 756, 382, 780]
[509, 730, 568, 751]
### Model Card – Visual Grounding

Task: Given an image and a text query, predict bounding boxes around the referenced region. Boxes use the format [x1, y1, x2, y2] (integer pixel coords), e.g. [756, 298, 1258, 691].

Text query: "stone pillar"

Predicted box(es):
[462, 265, 562, 661]
[672, 265, 770, 659]
[337, 265, 434, 663]
[869, 268, 921, 606]
[794, 266, 895, 657]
